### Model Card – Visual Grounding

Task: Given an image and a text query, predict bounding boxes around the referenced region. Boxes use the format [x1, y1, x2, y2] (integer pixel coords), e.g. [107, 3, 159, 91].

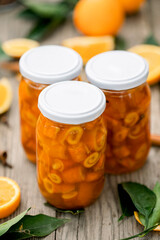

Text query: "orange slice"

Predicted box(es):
[0, 177, 21, 219]
[2, 38, 39, 58]
[134, 211, 160, 231]
[0, 77, 12, 114]
[128, 44, 160, 85]
[62, 36, 114, 64]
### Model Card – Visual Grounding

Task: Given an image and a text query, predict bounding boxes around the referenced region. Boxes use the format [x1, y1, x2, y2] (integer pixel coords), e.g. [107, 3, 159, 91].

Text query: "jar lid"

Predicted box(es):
[19, 45, 83, 84]
[85, 50, 149, 90]
[38, 81, 106, 124]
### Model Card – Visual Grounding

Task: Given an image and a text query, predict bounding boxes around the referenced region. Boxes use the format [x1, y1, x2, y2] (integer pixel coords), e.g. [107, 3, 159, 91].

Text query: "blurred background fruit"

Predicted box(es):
[62, 36, 115, 64]
[73, 0, 125, 36]
[129, 44, 160, 85]
[0, 77, 12, 114]
[120, 0, 145, 14]
[2, 38, 39, 58]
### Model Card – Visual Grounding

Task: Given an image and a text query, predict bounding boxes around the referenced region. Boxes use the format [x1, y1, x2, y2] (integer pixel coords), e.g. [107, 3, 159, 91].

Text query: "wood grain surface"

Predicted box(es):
[0, 0, 160, 239]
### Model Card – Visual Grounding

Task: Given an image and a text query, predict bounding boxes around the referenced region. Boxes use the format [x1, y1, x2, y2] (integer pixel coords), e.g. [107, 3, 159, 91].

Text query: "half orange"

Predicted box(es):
[62, 36, 114, 64]
[0, 177, 21, 219]
[2, 38, 39, 58]
[129, 44, 160, 85]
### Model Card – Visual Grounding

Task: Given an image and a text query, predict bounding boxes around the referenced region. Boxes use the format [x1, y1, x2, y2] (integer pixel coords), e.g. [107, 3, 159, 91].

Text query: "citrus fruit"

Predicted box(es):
[120, 0, 145, 14]
[73, 0, 124, 36]
[129, 44, 160, 85]
[2, 38, 39, 58]
[134, 211, 160, 231]
[62, 36, 114, 64]
[0, 77, 12, 114]
[0, 177, 21, 219]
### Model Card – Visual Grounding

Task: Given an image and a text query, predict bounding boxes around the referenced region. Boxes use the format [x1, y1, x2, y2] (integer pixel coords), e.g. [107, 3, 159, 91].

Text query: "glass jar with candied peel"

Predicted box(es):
[19, 45, 83, 163]
[37, 81, 107, 209]
[86, 50, 151, 174]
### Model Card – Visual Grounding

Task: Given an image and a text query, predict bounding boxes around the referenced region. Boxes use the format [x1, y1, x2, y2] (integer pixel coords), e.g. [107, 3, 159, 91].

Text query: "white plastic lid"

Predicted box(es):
[19, 45, 83, 84]
[85, 50, 149, 90]
[38, 81, 106, 124]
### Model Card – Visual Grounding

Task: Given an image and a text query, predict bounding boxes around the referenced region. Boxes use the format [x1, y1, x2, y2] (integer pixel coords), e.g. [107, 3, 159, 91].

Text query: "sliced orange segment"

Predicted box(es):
[128, 124, 145, 139]
[129, 44, 160, 85]
[113, 127, 129, 143]
[135, 143, 147, 160]
[52, 159, 64, 172]
[0, 177, 21, 219]
[113, 145, 130, 158]
[62, 191, 78, 200]
[62, 36, 114, 64]
[43, 178, 54, 194]
[84, 152, 99, 168]
[94, 154, 105, 171]
[43, 126, 60, 139]
[68, 142, 89, 163]
[124, 112, 139, 127]
[48, 144, 67, 160]
[53, 183, 75, 194]
[134, 211, 160, 231]
[85, 126, 107, 151]
[86, 170, 104, 182]
[64, 126, 83, 145]
[62, 166, 85, 183]
[2, 38, 39, 58]
[0, 77, 12, 114]
[48, 173, 62, 184]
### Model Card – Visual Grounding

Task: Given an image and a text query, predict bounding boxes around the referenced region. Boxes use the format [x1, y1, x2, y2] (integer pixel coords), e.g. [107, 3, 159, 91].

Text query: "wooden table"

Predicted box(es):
[0, 1, 160, 239]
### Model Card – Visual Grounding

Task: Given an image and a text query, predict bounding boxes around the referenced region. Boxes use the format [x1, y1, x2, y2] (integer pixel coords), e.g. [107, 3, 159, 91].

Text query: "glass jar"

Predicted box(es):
[86, 50, 151, 174]
[19, 45, 83, 163]
[37, 81, 107, 209]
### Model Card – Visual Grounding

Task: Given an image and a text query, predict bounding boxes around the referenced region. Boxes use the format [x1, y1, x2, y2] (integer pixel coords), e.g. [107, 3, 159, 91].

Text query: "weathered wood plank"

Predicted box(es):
[0, 1, 160, 240]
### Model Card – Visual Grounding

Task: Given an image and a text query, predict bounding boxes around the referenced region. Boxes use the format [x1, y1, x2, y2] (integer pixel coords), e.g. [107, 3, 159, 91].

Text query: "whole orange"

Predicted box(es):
[120, 0, 145, 13]
[73, 0, 125, 36]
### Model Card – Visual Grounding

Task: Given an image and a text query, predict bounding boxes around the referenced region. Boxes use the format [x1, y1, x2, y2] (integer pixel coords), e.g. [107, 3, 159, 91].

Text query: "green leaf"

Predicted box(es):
[122, 182, 156, 228]
[0, 43, 11, 61]
[120, 224, 159, 240]
[115, 36, 127, 50]
[0, 214, 69, 240]
[118, 184, 137, 221]
[139, 182, 160, 229]
[143, 34, 159, 46]
[0, 209, 30, 237]
[20, 0, 70, 18]
[26, 16, 65, 41]
[63, 0, 79, 8]
[44, 202, 84, 215]
[18, 9, 39, 20]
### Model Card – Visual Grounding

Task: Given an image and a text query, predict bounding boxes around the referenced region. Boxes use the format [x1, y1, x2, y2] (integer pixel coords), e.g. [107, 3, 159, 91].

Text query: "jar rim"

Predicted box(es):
[19, 45, 83, 84]
[85, 50, 149, 91]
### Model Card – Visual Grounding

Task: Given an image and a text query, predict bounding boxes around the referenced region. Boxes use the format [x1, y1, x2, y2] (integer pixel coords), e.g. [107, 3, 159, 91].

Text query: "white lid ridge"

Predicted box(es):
[19, 45, 83, 84]
[38, 81, 106, 124]
[85, 50, 149, 90]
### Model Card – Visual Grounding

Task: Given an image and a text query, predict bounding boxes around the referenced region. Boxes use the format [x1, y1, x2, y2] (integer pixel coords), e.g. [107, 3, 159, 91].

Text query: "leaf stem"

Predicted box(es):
[120, 224, 159, 240]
